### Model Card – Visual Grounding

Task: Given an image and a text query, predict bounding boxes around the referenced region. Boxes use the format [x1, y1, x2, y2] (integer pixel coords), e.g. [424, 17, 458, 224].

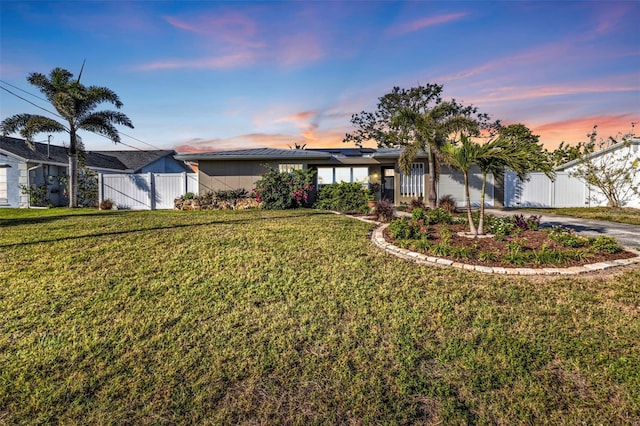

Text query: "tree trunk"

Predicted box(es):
[68, 153, 78, 208]
[464, 172, 477, 236]
[427, 147, 437, 208]
[478, 171, 487, 235]
[68, 130, 78, 208]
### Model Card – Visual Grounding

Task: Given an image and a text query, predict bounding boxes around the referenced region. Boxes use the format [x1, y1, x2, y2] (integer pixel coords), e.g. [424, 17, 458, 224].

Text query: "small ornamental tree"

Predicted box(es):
[253, 168, 315, 209]
[567, 127, 639, 208]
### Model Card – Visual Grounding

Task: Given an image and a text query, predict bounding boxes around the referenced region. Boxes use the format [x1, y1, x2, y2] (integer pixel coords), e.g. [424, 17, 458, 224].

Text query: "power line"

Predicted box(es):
[0, 85, 65, 122]
[0, 80, 164, 151]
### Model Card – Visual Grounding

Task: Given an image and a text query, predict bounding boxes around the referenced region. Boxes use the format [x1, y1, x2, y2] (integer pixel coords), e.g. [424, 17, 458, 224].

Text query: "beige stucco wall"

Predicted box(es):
[198, 160, 282, 193]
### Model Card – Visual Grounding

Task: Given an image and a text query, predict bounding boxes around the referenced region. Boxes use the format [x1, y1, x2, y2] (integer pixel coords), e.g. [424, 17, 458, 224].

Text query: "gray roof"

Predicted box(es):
[175, 148, 333, 161]
[0, 136, 71, 166]
[174, 147, 426, 161]
[91, 150, 179, 172]
[1, 136, 183, 172]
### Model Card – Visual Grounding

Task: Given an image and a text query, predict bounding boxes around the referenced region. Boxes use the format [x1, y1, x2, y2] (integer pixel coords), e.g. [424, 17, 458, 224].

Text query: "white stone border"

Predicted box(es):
[370, 222, 640, 276]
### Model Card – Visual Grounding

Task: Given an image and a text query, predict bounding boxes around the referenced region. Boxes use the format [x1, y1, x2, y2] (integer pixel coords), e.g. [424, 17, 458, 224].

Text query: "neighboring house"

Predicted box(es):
[175, 147, 503, 207]
[0, 136, 193, 207]
[90, 150, 194, 174]
[554, 137, 640, 208]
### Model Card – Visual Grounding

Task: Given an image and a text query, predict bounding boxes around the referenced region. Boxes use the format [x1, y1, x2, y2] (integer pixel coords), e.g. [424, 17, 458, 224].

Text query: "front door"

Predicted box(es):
[382, 167, 394, 203]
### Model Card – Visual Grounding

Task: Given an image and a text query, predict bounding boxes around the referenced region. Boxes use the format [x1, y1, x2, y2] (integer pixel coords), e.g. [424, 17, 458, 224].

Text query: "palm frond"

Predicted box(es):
[1, 114, 66, 149]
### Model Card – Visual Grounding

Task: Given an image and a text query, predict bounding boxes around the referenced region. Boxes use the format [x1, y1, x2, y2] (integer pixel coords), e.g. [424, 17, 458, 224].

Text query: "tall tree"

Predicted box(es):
[1, 67, 134, 207]
[344, 85, 491, 208]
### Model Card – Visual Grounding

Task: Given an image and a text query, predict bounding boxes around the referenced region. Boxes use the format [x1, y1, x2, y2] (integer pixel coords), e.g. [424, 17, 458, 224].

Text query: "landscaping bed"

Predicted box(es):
[381, 209, 637, 269]
[383, 224, 636, 268]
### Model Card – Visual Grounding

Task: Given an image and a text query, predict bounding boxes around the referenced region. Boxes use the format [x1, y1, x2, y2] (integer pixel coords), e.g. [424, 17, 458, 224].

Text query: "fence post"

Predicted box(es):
[182, 172, 187, 195]
[148, 173, 154, 210]
[98, 173, 103, 206]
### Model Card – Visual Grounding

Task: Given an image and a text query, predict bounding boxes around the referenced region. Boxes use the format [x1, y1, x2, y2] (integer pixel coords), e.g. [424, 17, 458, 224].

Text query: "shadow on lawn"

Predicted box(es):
[0, 211, 332, 248]
[0, 211, 122, 227]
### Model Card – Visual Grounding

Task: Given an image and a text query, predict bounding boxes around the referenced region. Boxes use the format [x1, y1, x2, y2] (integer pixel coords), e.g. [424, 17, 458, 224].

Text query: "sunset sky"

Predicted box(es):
[1, 1, 638, 153]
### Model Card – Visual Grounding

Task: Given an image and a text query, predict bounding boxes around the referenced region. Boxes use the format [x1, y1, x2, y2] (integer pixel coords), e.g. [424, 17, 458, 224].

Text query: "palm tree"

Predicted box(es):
[1, 67, 134, 207]
[475, 125, 554, 234]
[441, 135, 500, 236]
[391, 103, 479, 208]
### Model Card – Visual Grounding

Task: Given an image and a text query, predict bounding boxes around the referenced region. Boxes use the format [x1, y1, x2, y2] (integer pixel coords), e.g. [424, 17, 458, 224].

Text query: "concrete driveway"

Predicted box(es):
[488, 209, 640, 249]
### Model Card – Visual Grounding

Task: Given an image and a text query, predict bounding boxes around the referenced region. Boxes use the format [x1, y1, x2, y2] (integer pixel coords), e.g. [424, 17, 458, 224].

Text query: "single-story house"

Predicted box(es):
[0, 136, 193, 207]
[174, 147, 503, 207]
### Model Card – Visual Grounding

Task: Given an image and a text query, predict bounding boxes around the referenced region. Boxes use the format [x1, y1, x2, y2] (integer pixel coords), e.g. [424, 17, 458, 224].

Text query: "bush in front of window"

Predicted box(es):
[254, 168, 316, 209]
[314, 182, 369, 213]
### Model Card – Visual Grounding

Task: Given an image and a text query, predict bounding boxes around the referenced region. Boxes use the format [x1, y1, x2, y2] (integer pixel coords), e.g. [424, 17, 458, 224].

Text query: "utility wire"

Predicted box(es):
[1, 85, 64, 121]
[1, 80, 164, 151]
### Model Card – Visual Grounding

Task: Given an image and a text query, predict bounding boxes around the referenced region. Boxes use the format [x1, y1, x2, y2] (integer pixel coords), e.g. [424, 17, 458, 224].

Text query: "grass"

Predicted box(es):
[526, 207, 640, 226]
[1, 208, 639, 424]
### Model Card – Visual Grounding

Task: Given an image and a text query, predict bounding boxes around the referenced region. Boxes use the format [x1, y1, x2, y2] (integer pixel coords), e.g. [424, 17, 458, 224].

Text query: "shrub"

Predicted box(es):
[513, 214, 541, 231]
[254, 168, 315, 210]
[315, 182, 368, 213]
[374, 199, 395, 222]
[430, 242, 451, 257]
[451, 246, 474, 260]
[388, 217, 413, 240]
[411, 207, 427, 222]
[183, 192, 197, 200]
[410, 198, 427, 210]
[488, 216, 516, 240]
[427, 208, 454, 225]
[478, 251, 497, 262]
[387, 217, 431, 240]
[546, 226, 589, 248]
[438, 226, 452, 244]
[77, 169, 99, 207]
[438, 194, 457, 213]
[99, 199, 114, 210]
[213, 189, 248, 201]
[20, 183, 49, 207]
[590, 236, 621, 253]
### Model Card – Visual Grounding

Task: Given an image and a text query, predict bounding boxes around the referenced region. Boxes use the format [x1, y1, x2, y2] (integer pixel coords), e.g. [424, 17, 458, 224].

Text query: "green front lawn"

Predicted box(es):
[526, 207, 640, 226]
[1, 208, 639, 424]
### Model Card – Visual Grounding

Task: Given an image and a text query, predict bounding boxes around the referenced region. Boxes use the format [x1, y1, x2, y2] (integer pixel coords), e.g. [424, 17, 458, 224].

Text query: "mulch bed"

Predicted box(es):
[380, 222, 637, 269]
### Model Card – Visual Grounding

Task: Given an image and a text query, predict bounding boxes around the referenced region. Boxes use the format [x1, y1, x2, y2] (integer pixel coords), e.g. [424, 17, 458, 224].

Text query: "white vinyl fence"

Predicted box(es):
[99, 172, 198, 210]
[505, 171, 595, 208]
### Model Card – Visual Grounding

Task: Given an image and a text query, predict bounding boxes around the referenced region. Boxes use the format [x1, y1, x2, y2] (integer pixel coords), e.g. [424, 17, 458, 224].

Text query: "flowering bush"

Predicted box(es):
[387, 217, 432, 240]
[254, 168, 316, 209]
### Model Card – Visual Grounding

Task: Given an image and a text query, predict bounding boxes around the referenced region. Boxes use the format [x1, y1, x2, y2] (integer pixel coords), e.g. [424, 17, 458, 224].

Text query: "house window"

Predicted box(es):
[279, 163, 303, 173]
[316, 167, 369, 186]
[0, 167, 7, 204]
[400, 163, 424, 198]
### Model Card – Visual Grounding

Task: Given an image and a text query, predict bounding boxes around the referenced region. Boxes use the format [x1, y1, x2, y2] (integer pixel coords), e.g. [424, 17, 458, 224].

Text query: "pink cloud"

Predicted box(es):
[473, 81, 637, 105]
[164, 12, 262, 48]
[532, 114, 637, 148]
[278, 33, 325, 67]
[275, 110, 318, 125]
[134, 52, 255, 70]
[387, 12, 469, 37]
[592, 3, 634, 35]
[173, 121, 375, 153]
